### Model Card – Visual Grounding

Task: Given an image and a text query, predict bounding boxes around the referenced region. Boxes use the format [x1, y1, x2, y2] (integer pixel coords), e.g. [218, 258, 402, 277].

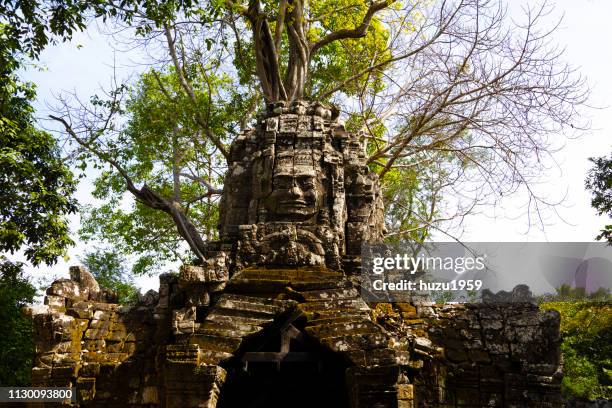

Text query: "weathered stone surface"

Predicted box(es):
[69, 265, 100, 298]
[29, 101, 565, 408]
[216, 101, 385, 274]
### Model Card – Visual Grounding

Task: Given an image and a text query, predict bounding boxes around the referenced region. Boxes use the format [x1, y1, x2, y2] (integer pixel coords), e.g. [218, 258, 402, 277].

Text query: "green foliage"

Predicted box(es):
[539, 284, 612, 303]
[78, 67, 237, 274]
[0, 115, 78, 265]
[431, 290, 453, 304]
[585, 153, 612, 244]
[0, 0, 199, 267]
[196, 0, 394, 101]
[306, 0, 391, 99]
[379, 163, 433, 243]
[80, 249, 139, 305]
[0, 258, 36, 386]
[0, 22, 78, 265]
[0, 0, 193, 59]
[541, 301, 612, 400]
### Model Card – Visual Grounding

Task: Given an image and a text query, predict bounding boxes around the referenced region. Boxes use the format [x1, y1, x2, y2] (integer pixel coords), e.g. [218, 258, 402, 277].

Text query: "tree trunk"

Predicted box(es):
[249, 0, 309, 102]
[136, 186, 209, 262]
[284, 0, 309, 101]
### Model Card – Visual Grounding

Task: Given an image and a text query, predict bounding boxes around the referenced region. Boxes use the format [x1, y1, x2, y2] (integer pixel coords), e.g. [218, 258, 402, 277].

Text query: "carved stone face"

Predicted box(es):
[264, 164, 324, 221]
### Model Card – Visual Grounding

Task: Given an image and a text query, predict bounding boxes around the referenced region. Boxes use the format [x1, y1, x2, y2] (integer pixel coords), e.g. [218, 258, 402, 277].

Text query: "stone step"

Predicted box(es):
[220, 293, 292, 308]
[187, 334, 242, 353]
[198, 349, 234, 365]
[299, 287, 360, 301]
[211, 305, 279, 321]
[197, 320, 261, 336]
[216, 297, 287, 316]
[319, 332, 389, 352]
[306, 314, 370, 327]
[298, 298, 370, 313]
[302, 308, 371, 321]
[306, 320, 381, 339]
[225, 278, 291, 294]
[205, 312, 272, 327]
[196, 321, 262, 338]
[289, 279, 345, 291]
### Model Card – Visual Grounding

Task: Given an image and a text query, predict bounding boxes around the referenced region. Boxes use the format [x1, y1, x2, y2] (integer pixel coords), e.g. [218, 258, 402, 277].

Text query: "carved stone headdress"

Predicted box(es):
[216, 101, 385, 273]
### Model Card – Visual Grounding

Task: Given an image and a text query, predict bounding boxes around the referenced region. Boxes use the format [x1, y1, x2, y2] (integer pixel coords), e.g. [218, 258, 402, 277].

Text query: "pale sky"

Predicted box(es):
[18, 0, 612, 293]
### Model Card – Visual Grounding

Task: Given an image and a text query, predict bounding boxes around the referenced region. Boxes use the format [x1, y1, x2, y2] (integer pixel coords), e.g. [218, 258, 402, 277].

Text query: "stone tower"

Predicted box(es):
[29, 101, 564, 408]
[213, 100, 384, 273]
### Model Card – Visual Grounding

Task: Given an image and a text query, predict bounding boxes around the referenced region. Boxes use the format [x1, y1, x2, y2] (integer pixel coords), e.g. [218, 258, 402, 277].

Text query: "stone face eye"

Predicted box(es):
[273, 176, 293, 189]
[298, 176, 315, 189]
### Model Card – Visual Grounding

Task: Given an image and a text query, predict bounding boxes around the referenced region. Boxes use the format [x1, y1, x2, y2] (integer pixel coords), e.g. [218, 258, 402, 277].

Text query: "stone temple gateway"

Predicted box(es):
[30, 101, 563, 407]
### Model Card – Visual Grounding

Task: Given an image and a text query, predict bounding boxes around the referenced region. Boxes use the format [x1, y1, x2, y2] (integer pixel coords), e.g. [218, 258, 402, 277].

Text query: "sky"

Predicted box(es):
[18, 0, 612, 293]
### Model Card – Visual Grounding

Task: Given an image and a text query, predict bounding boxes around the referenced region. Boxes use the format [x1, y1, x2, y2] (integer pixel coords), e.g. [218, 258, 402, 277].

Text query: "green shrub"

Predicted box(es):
[0, 258, 36, 386]
[541, 301, 612, 400]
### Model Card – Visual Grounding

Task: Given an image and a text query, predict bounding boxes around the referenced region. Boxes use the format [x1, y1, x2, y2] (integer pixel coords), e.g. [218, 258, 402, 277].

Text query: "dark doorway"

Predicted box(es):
[216, 315, 350, 408]
[217, 357, 350, 408]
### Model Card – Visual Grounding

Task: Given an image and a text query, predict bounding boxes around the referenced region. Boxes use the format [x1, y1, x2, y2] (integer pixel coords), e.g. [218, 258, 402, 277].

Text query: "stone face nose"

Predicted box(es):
[288, 183, 303, 198]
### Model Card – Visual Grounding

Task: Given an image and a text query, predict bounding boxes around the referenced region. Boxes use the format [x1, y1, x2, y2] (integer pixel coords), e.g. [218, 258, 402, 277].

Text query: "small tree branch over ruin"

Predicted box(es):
[48, 81, 219, 263]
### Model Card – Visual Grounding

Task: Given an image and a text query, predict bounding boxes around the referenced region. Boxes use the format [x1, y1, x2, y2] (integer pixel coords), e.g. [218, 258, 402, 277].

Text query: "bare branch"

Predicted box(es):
[49, 113, 210, 262]
[179, 172, 223, 195]
[164, 24, 230, 160]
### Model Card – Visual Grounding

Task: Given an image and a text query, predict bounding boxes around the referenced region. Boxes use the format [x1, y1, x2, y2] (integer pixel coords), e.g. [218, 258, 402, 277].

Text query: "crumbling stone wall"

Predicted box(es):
[374, 302, 563, 407]
[27, 267, 175, 406]
[30, 267, 563, 407]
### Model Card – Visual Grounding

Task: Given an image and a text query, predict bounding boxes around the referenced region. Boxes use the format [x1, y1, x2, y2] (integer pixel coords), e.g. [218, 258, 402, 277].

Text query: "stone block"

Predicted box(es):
[44, 295, 65, 308]
[76, 377, 96, 403]
[31, 367, 52, 386]
[83, 339, 106, 352]
[92, 310, 111, 321]
[106, 341, 123, 353]
[80, 362, 100, 377]
[69, 265, 100, 298]
[85, 327, 110, 340]
[122, 341, 136, 354]
[397, 384, 414, 400]
[47, 279, 81, 298]
[68, 301, 94, 318]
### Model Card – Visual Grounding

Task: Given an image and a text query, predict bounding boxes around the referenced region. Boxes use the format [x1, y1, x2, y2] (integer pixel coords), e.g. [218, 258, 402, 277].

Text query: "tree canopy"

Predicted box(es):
[0, 1, 87, 265]
[40, 0, 589, 273]
[586, 152, 612, 244]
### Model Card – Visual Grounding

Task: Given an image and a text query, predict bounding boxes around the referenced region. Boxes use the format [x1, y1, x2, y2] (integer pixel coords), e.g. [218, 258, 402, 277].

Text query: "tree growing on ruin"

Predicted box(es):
[48, 0, 589, 271]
